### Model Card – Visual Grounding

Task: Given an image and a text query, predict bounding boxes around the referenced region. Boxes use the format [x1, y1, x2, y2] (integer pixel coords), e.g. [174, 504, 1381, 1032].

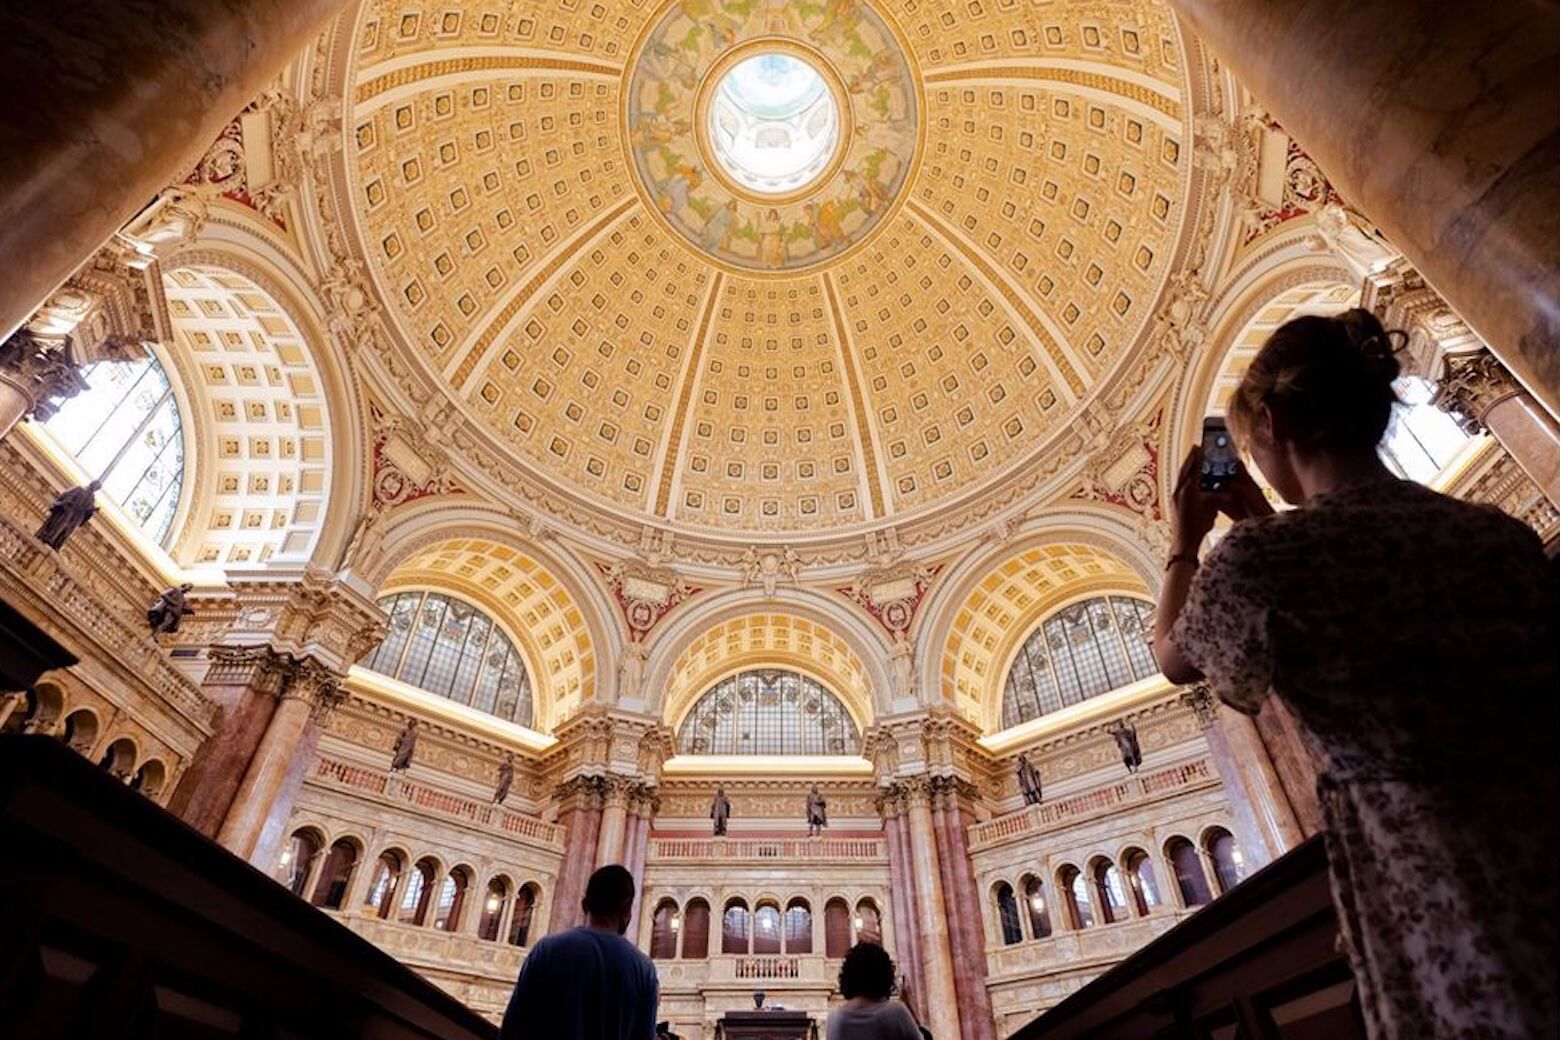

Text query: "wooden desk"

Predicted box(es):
[718, 1009, 814, 1040]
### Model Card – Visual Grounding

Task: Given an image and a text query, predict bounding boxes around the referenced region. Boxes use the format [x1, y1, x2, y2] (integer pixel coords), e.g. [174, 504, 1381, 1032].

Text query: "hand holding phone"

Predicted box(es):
[1199, 417, 1239, 493]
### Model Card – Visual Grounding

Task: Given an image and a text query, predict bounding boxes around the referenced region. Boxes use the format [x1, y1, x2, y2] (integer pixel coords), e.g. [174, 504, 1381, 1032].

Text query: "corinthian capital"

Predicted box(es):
[0, 330, 88, 421]
[284, 658, 346, 724]
[1435, 351, 1520, 434]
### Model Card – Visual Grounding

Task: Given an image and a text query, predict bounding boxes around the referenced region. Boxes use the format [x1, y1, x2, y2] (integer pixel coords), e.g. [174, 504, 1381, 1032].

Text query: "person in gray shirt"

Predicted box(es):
[501, 865, 659, 1040]
[826, 943, 929, 1040]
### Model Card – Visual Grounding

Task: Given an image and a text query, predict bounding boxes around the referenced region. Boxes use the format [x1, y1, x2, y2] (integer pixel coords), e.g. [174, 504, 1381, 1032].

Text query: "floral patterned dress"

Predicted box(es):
[1172, 478, 1558, 1039]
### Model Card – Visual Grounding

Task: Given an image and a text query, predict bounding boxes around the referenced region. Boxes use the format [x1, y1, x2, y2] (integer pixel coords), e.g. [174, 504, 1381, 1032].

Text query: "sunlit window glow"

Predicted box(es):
[1379, 375, 1471, 482]
[708, 53, 840, 195]
[1002, 596, 1159, 729]
[678, 669, 860, 755]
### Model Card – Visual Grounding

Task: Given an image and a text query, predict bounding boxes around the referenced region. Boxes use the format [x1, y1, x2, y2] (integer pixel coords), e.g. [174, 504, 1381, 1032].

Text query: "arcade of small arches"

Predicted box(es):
[646, 894, 887, 961]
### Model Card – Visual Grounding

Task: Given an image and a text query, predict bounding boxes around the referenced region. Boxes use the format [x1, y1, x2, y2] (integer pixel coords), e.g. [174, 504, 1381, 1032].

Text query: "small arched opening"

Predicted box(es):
[310, 838, 361, 909]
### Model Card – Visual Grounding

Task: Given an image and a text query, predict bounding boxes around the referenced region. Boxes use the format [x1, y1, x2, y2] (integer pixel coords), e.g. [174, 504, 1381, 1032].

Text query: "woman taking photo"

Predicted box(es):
[825, 943, 927, 1040]
[1153, 309, 1557, 1038]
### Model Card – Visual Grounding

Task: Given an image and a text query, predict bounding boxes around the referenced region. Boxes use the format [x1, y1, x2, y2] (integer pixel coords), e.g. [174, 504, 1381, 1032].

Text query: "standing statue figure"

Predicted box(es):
[1106, 719, 1142, 773]
[806, 784, 828, 837]
[147, 583, 195, 636]
[35, 479, 101, 550]
[390, 717, 419, 772]
[1016, 752, 1043, 806]
[493, 752, 515, 805]
[711, 784, 731, 836]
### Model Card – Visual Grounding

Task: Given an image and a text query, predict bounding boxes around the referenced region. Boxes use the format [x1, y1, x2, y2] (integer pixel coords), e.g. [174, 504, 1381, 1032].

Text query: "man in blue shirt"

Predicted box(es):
[500, 864, 659, 1040]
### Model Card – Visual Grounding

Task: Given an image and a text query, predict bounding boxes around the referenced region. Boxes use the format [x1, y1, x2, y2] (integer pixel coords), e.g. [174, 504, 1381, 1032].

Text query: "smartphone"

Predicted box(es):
[1200, 417, 1239, 492]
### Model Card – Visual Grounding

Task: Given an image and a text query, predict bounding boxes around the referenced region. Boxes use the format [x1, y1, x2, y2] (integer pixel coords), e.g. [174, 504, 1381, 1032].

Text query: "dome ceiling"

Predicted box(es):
[343, 0, 1193, 542]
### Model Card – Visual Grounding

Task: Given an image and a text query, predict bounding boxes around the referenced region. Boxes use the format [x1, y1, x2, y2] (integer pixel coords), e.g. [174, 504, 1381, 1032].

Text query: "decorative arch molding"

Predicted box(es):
[916, 509, 1160, 732]
[639, 589, 895, 727]
[365, 502, 618, 727]
[156, 231, 367, 573]
[1171, 236, 1356, 463]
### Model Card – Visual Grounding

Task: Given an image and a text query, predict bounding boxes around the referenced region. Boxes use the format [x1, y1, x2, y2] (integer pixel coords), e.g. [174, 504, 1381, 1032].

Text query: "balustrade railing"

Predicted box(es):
[970, 758, 1215, 849]
[648, 836, 886, 862]
[311, 755, 562, 847]
[733, 956, 802, 979]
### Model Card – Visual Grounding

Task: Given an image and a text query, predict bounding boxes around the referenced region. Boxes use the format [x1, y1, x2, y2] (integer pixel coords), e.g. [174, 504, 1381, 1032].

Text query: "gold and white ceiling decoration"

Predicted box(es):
[938, 541, 1147, 728]
[341, 0, 1196, 543]
[378, 535, 598, 728]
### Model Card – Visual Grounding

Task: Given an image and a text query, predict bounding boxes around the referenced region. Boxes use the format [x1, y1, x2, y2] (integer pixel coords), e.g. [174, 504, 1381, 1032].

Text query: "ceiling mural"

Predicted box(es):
[340, 0, 1198, 543]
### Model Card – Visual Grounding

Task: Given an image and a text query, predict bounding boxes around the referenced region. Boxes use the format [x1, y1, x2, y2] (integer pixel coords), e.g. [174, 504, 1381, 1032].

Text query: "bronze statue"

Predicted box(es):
[493, 752, 515, 804]
[806, 784, 828, 836]
[711, 785, 731, 836]
[390, 717, 418, 771]
[36, 479, 101, 550]
[1106, 719, 1142, 773]
[147, 583, 195, 636]
[1016, 752, 1043, 806]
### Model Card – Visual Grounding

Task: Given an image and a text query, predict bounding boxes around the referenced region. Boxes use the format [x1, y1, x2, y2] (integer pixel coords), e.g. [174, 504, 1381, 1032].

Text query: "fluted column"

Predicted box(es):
[1182, 686, 1304, 869]
[0, 0, 348, 342]
[1169, 0, 1560, 412]
[217, 659, 342, 865]
[933, 780, 997, 1040]
[902, 779, 962, 1040]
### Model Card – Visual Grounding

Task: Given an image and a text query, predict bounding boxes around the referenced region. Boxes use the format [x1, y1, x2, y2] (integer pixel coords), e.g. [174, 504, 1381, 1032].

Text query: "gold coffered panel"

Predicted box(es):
[343, 0, 1195, 540]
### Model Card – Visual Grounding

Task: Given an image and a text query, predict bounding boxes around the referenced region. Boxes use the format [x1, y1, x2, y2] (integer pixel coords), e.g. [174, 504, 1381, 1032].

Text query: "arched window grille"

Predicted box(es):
[853, 899, 882, 945]
[275, 830, 321, 897]
[994, 882, 1023, 945]
[650, 900, 680, 959]
[1092, 858, 1129, 924]
[40, 351, 186, 545]
[434, 868, 470, 931]
[1205, 828, 1245, 894]
[1001, 596, 1158, 728]
[1167, 837, 1213, 907]
[1125, 848, 1161, 915]
[1379, 376, 1470, 482]
[722, 899, 751, 954]
[1059, 865, 1094, 929]
[478, 877, 510, 941]
[310, 839, 359, 909]
[509, 883, 540, 946]
[784, 899, 812, 954]
[753, 902, 782, 955]
[681, 899, 711, 959]
[1022, 875, 1052, 939]
[364, 591, 534, 729]
[677, 669, 860, 755]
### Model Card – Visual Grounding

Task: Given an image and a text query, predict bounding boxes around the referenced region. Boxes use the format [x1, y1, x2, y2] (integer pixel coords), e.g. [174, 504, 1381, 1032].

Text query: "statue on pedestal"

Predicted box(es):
[390, 717, 418, 772]
[711, 785, 731, 836]
[36, 479, 101, 550]
[806, 784, 828, 836]
[1016, 752, 1043, 806]
[147, 583, 195, 636]
[493, 752, 515, 804]
[1106, 719, 1142, 773]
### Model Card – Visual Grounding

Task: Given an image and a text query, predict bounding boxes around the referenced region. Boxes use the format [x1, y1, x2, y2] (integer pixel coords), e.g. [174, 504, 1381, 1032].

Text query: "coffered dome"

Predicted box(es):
[342, 0, 1195, 541]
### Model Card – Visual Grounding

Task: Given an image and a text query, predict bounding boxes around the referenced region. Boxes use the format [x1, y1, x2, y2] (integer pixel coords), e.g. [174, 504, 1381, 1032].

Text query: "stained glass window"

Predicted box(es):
[1001, 596, 1159, 728]
[363, 591, 534, 728]
[677, 669, 860, 755]
[40, 350, 185, 545]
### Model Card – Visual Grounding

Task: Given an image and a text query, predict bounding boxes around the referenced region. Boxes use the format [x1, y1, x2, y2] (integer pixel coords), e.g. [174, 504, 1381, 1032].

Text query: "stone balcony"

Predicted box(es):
[329, 910, 525, 1020]
[647, 836, 886, 863]
[969, 758, 1218, 852]
[656, 953, 839, 990]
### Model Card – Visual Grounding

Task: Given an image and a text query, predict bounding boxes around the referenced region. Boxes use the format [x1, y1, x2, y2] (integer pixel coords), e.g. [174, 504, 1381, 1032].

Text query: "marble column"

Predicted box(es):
[880, 802, 926, 1014]
[0, 0, 347, 343]
[1439, 350, 1560, 506]
[1170, 0, 1560, 413]
[216, 660, 341, 865]
[1181, 686, 1304, 869]
[548, 778, 604, 934]
[622, 796, 654, 942]
[902, 780, 962, 1040]
[596, 778, 630, 867]
[167, 646, 289, 838]
[934, 784, 998, 1040]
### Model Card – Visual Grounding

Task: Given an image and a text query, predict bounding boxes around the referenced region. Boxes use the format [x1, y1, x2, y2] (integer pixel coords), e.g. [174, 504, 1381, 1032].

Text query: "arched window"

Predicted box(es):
[722, 899, 751, 954]
[97, 738, 136, 781]
[1002, 596, 1159, 728]
[753, 901, 782, 954]
[1380, 376, 1471, 482]
[364, 590, 534, 728]
[650, 899, 681, 959]
[1092, 858, 1129, 924]
[477, 877, 511, 941]
[677, 670, 860, 755]
[434, 867, 470, 931]
[399, 857, 437, 925]
[2, 686, 62, 736]
[274, 830, 322, 897]
[129, 758, 167, 798]
[824, 898, 852, 958]
[854, 899, 882, 945]
[681, 898, 711, 959]
[1124, 848, 1162, 915]
[1058, 865, 1094, 929]
[1167, 837, 1212, 907]
[784, 898, 812, 954]
[993, 882, 1023, 945]
[1205, 828, 1245, 894]
[39, 350, 186, 544]
[60, 709, 99, 755]
[1022, 875, 1052, 939]
[364, 851, 405, 919]
[310, 839, 359, 909]
[510, 883, 540, 946]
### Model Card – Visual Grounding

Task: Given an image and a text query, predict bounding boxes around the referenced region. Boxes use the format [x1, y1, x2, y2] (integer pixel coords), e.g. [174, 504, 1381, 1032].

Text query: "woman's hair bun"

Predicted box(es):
[1336, 307, 1402, 385]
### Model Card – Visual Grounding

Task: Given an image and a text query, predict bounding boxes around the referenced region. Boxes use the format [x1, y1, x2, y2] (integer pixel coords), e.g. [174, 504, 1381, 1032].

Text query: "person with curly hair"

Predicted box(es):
[826, 943, 928, 1040]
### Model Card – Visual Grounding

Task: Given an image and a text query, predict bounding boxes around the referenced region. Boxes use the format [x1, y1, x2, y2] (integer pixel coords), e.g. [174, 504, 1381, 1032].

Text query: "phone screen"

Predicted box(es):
[1200, 417, 1239, 492]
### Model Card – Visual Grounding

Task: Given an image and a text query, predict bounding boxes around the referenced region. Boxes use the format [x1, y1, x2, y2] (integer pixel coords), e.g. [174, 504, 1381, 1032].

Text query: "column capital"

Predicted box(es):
[1178, 683, 1220, 730]
[1435, 350, 1522, 434]
[204, 645, 291, 694]
[282, 657, 346, 725]
[216, 570, 387, 673]
[0, 330, 88, 421]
